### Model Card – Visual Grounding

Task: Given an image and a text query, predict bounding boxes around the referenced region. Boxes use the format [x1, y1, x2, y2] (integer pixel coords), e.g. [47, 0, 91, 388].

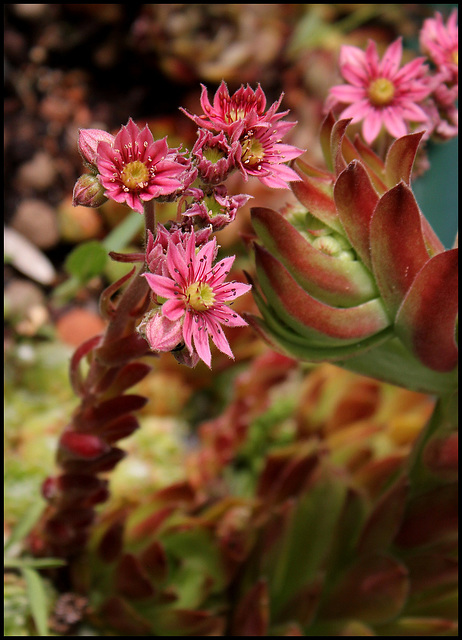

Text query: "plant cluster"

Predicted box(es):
[13, 8, 458, 637]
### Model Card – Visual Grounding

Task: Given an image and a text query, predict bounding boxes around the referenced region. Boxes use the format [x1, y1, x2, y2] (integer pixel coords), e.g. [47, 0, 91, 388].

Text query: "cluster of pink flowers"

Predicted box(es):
[326, 9, 458, 144]
[73, 82, 304, 367]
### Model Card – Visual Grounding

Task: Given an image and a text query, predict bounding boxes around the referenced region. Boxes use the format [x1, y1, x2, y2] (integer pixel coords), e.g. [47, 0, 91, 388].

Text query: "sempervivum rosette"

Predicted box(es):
[247, 114, 458, 396]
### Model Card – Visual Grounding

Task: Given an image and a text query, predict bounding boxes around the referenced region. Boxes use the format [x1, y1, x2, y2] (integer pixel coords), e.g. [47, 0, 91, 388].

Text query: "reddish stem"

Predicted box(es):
[30, 204, 155, 559]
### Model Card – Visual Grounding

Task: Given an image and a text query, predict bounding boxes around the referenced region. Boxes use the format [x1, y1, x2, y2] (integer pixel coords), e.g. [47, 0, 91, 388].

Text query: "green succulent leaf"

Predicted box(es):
[252, 206, 378, 306]
[254, 244, 390, 347]
[22, 567, 50, 636]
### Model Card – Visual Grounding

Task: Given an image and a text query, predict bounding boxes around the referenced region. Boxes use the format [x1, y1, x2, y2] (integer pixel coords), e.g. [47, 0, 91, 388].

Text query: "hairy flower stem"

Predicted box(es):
[30, 204, 156, 560]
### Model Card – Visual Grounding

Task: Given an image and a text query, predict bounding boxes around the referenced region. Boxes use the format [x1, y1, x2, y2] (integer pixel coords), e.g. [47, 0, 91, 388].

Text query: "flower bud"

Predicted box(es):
[78, 128, 115, 168]
[72, 174, 108, 208]
[137, 310, 184, 353]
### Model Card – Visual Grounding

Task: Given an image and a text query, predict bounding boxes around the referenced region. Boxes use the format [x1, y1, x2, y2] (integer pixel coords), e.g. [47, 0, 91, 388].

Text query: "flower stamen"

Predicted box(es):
[120, 160, 150, 191]
[368, 77, 396, 106]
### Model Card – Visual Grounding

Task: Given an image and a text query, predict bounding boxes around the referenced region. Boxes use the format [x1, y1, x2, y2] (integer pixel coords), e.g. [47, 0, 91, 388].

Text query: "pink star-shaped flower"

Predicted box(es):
[143, 231, 251, 367]
[326, 38, 433, 144]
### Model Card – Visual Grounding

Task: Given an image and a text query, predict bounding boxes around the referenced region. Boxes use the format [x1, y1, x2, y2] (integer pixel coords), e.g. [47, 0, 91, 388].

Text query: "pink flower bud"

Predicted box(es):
[138, 310, 184, 353]
[72, 173, 108, 208]
[78, 128, 115, 167]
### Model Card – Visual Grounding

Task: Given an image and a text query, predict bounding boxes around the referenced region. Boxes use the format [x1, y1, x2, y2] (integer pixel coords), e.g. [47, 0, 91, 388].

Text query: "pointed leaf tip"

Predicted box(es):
[370, 182, 430, 317]
[395, 248, 458, 372]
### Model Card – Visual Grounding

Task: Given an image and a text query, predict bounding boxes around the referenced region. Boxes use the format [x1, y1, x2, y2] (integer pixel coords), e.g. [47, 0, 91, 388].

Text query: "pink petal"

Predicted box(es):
[192, 322, 211, 367]
[144, 273, 178, 299]
[329, 85, 367, 103]
[213, 305, 248, 327]
[215, 281, 252, 302]
[166, 241, 188, 283]
[379, 38, 403, 77]
[125, 191, 144, 214]
[362, 109, 384, 144]
[182, 311, 194, 354]
[206, 317, 234, 359]
[162, 298, 186, 321]
[209, 256, 236, 284]
[364, 40, 380, 75]
[381, 108, 408, 139]
[339, 99, 372, 122]
[396, 101, 429, 123]
[339, 45, 368, 82]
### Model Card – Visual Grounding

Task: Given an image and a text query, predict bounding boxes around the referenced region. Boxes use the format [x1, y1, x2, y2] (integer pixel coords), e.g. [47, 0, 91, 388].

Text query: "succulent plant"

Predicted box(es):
[70, 351, 457, 636]
[246, 113, 458, 397]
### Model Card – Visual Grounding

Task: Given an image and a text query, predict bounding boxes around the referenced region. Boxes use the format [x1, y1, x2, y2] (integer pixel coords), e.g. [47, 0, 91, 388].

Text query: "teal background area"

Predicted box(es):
[412, 137, 458, 249]
[405, 3, 458, 249]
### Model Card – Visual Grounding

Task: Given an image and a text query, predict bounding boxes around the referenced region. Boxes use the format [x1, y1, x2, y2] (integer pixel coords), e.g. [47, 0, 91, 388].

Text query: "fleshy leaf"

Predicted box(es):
[115, 553, 155, 599]
[394, 483, 458, 548]
[334, 160, 379, 270]
[384, 131, 425, 188]
[319, 111, 336, 172]
[99, 596, 152, 635]
[232, 579, 269, 636]
[357, 476, 409, 555]
[254, 244, 390, 346]
[377, 616, 458, 636]
[353, 135, 387, 192]
[320, 554, 409, 624]
[394, 248, 458, 372]
[330, 118, 352, 176]
[291, 162, 343, 233]
[370, 182, 430, 317]
[251, 207, 378, 306]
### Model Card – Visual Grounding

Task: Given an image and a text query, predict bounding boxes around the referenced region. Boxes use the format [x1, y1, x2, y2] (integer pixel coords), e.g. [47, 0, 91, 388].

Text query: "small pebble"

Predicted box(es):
[11, 198, 60, 249]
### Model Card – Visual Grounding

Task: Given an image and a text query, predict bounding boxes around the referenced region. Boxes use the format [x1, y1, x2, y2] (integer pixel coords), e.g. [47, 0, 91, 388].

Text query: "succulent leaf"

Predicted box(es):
[252, 206, 378, 306]
[320, 553, 409, 624]
[384, 131, 425, 188]
[254, 244, 391, 346]
[291, 163, 343, 233]
[394, 248, 458, 372]
[370, 182, 431, 317]
[334, 160, 379, 270]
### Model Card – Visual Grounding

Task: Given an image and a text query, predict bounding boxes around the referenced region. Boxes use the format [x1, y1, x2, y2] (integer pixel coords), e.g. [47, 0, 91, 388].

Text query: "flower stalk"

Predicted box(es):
[31, 205, 156, 560]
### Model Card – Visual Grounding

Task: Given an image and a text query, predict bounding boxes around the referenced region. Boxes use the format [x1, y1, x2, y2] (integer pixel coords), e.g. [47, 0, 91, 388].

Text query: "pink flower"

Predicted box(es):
[183, 184, 252, 230]
[233, 124, 304, 189]
[181, 82, 305, 189]
[145, 224, 212, 276]
[192, 129, 239, 184]
[326, 38, 433, 144]
[420, 10, 458, 83]
[96, 118, 186, 214]
[143, 231, 251, 367]
[180, 81, 288, 136]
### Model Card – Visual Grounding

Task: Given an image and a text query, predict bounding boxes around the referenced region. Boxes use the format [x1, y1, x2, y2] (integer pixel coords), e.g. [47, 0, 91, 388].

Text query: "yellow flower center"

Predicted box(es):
[368, 77, 396, 107]
[120, 160, 150, 191]
[226, 105, 247, 123]
[186, 282, 215, 312]
[451, 49, 458, 66]
[203, 146, 226, 164]
[241, 136, 265, 168]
